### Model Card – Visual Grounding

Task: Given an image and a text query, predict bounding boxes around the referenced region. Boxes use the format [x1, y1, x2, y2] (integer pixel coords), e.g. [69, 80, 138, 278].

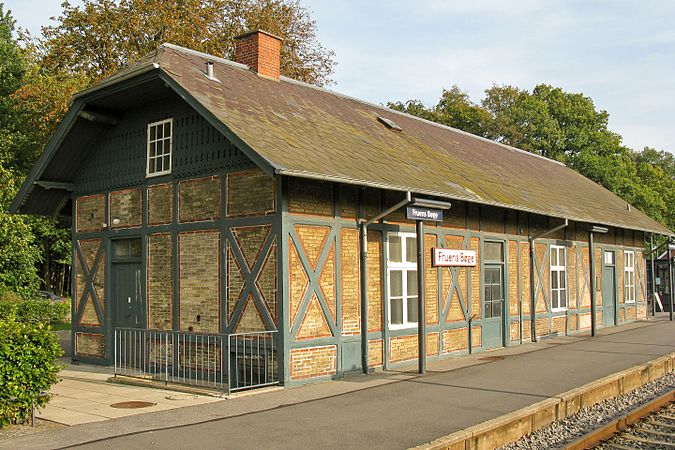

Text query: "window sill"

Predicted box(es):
[146, 170, 172, 178]
[388, 323, 419, 331]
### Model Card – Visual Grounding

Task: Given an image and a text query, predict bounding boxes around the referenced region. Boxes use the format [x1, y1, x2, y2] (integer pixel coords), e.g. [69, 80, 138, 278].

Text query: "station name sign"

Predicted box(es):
[432, 248, 477, 267]
[406, 206, 443, 222]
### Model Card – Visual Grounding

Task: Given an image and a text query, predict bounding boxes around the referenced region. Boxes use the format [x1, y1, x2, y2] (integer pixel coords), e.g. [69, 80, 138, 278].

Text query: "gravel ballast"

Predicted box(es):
[499, 372, 675, 449]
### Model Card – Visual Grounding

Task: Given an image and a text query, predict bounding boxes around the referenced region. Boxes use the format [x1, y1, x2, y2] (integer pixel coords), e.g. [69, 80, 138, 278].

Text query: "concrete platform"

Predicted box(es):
[2, 315, 675, 450]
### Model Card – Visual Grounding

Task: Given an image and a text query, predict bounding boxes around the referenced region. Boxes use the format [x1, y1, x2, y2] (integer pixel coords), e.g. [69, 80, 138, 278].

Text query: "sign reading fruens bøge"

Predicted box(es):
[432, 248, 477, 267]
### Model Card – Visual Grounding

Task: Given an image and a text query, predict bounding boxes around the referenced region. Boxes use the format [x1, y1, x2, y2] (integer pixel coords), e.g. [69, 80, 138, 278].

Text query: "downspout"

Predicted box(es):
[528, 219, 569, 342]
[359, 192, 412, 374]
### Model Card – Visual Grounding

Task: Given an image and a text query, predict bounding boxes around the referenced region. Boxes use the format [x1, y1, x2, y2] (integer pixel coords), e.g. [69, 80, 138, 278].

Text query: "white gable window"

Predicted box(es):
[624, 251, 636, 303]
[550, 245, 567, 311]
[147, 118, 173, 177]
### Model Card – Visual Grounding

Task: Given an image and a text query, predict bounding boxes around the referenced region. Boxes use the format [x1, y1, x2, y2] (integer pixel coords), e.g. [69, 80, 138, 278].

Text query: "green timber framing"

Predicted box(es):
[10, 35, 673, 388]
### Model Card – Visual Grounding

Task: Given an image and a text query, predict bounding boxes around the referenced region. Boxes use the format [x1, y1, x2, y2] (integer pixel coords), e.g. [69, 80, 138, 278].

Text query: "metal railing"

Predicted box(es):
[228, 331, 278, 392]
[114, 328, 278, 393]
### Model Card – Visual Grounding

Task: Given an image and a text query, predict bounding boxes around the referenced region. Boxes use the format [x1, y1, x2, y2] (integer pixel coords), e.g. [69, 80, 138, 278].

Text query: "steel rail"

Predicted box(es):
[564, 389, 675, 450]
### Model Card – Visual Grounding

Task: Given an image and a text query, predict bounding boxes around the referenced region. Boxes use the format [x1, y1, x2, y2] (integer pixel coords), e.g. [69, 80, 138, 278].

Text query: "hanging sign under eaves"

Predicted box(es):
[433, 248, 477, 267]
[406, 206, 443, 222]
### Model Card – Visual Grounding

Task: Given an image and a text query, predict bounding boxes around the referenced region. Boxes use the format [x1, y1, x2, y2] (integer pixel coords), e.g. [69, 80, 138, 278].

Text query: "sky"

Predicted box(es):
[4, 0, 674, 153]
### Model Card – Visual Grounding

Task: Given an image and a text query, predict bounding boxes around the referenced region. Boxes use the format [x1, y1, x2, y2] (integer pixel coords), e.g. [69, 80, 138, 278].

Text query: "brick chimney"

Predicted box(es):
[234, 30, 282, 80]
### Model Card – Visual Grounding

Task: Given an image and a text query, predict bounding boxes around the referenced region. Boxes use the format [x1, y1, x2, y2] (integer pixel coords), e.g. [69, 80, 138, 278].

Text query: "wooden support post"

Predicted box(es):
[416, 220, 426, 375]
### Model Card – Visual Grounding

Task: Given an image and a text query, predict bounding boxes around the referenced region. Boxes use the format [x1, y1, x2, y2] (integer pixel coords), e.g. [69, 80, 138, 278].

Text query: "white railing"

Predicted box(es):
[114, 328, 278, 393]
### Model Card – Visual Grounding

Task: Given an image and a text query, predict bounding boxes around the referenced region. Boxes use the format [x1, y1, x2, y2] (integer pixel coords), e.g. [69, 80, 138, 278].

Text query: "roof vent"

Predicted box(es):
[377, 116, 402, 132]
[204, 61, 219, 81]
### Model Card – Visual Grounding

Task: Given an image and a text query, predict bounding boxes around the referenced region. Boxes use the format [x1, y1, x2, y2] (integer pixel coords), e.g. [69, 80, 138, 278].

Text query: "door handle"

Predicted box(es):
[128, 297, 131, 304]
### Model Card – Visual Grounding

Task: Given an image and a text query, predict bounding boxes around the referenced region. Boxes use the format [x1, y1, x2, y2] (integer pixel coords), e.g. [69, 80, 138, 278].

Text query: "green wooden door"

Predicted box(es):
[112, 262, 143, 329]
[602, 250, 616, 327]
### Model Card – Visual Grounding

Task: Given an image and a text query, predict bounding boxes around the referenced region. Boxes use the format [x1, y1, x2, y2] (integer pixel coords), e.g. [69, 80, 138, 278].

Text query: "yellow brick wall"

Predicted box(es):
[76, 194, 106, 232]
[427, 332, 439, 356]
[442, 328, 468, 353]
[178, 176, 220, 222]
[534, 243, 548, 313]
[147, 182, 173, 225]
[80, 294, 100, 327]
[580, 247, 592, 308]
[319, 244, 336, 322]
[295, 225, 330, 270]
[389, 335, 418, 363]
[508, 240, 519, 316]
[257, 240, 278, 323]
[76, 333, 105, 358]
[341, 228, 360, 335]
[425, 234, 438, 324]
[296, 294, 332, 340]
[367, 230, 383, 332]
[551, 316, 566, 334]
[289, 239, 308, 326]
[147, 233, 173, 330]
[510, 321, 520, 341]
[520, 242, 531, 315]
[110, 188, 142, 228]
[339, 185, 358, 218]
[227, 245, 245, 321]
[232, 225, 271, 271]
[235, 294, 266, 332]
[290, 345, 336, 380]
[368, 339, 384, 367]
[227, 168, 276, 217]
[288, 178, 332, 216]
[178, 231, 220, 333]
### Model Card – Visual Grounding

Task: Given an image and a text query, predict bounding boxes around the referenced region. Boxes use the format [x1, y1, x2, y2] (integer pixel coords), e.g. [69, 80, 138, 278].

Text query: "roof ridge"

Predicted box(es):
[160, 43, 251, 71]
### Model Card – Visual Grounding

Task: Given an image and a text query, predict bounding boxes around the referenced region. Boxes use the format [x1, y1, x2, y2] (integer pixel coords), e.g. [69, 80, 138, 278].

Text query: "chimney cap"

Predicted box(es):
[234, 29, 284, 42]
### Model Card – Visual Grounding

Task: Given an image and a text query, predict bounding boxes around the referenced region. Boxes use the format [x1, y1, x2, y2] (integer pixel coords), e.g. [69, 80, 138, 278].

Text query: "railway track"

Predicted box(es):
[566, 390, 675, 449]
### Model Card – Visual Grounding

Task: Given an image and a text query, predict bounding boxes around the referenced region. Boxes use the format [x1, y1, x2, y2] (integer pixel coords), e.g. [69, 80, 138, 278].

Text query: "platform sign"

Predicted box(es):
[432, 248, 477, 267]
[406, 206, 443, 222]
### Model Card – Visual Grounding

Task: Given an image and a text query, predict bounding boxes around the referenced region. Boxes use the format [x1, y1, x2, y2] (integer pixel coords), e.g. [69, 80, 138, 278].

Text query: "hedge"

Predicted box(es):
[0, 318, 63, 426]
[0, 296, 69, 325]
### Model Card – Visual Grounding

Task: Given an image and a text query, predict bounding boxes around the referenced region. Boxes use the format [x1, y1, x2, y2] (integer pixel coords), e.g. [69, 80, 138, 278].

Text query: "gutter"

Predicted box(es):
[528, 219, 569, 342]
[358, 192, 412, 374]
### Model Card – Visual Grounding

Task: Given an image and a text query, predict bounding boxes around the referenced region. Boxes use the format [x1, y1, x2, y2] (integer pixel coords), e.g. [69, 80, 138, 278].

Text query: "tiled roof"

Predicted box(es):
[140, 44, 668, 235]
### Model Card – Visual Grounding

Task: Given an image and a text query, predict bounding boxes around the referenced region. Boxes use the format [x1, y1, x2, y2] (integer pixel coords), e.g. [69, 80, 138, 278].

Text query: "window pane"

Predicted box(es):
[156, 124, 163, 139]
[484, 285, 492, 301]
[150, 142, 157, 157]
[406, 238, 417, 263]
[493, 301, 501, 317]
[164, 122, 171, 137]
[389, 236, 402, 263]
[150, 126, 156, 140]
[391, 298, 403, 325]
[560, 274, 566, 289]
[486, 267, 499, 284]
[560, 292, 567, 308]
[485, 242, 503, 262]
[407, 297, 418, 323]
[163, 155, 170, 170]
[407, 270, 418, 296]
[390, 270, 403, 297]
[164, 139, 171, 155]
[551, 290, 559, 308]
[484, 302, 491, 318]
[492, 285, 501, 301]
[551, 272, 559, 289]
[149, 158, 156, 174]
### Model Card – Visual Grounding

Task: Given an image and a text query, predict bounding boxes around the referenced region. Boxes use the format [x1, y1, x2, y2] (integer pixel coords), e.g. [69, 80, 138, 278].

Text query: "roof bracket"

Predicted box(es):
[34, 180, 75, 191]
[78, 110, 120, 126]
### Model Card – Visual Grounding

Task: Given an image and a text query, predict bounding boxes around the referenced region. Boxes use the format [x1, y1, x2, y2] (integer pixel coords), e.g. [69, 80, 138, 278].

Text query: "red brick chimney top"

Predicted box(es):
[234, 30, 283, 81]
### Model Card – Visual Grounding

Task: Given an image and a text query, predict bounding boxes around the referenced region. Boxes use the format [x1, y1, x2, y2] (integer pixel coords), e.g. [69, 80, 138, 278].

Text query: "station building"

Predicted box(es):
[11, 31, 672, 387]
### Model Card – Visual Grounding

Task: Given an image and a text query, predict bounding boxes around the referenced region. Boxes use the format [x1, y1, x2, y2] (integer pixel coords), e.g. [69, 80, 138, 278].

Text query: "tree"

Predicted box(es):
[388, 85, 492, 137]
[37, 0, 336, 85]
[390, 83, 675, 231]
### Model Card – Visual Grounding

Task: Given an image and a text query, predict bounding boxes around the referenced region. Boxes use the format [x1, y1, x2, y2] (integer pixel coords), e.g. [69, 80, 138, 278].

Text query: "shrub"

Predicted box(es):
[0, 318, 62, 426]
[0, 293, 69, 325]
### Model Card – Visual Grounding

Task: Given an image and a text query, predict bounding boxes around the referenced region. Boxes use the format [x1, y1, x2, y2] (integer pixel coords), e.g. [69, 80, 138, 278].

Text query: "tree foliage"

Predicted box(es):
[38, 0, 336, 85]
[390, 84, 675, 231]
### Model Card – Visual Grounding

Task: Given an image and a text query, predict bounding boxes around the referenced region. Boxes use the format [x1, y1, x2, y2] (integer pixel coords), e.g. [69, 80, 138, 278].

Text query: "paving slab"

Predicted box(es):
[2, 316, 675, 450]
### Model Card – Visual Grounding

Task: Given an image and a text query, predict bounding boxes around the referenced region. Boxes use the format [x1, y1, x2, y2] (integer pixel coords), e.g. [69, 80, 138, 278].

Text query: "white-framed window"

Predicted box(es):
[387, 232, 418, 329]
[550, 245, 567, 311]
[146, 118, 173, 177]
[624, 251, 636, 303]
